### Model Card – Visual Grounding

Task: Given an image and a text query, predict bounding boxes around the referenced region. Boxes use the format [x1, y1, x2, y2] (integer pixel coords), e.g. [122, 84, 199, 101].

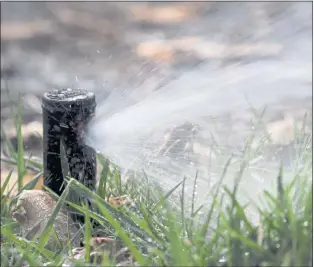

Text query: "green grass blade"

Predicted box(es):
[37, 179, 72, 249]
[0, 169, 14, 196]
[1, 125, 18, 160]
[0, 156, 41, 173]
[96, 154, 110, 198]
[93, 197, 146, 264]
[68, 179, 152, 242]
[191, 171, 198, 217]
[1, 226, 56, 260]
[15, 97, 26, 191]
[83, 201, 92, 263]
[152, 179, 184, 212]
[166, 210, 190, 266]
[21, 171, 43, 191]
[180, 177, 186, 234]
[197, 156, 232, 239]
[223, 187, 254, 233]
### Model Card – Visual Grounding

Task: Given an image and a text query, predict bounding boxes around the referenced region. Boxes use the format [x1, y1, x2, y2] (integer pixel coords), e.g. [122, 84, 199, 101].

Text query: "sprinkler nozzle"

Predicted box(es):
[42, 88, 97, 196]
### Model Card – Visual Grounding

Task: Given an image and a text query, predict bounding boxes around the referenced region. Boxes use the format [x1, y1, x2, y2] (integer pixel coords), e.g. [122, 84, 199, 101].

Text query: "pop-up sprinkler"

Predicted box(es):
[41, 88, 97, 197]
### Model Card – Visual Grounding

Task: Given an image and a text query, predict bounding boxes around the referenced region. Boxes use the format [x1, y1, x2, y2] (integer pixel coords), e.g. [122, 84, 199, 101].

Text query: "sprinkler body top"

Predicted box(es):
[41, 88, 97, 196]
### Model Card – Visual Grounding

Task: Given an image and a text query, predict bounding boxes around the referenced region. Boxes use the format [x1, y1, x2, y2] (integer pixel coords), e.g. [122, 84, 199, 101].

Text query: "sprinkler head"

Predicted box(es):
[41, 88, 97, 196]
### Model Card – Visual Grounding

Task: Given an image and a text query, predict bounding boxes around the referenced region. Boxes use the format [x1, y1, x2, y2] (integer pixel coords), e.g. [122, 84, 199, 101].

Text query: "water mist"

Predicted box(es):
[85, 58, 311, 215]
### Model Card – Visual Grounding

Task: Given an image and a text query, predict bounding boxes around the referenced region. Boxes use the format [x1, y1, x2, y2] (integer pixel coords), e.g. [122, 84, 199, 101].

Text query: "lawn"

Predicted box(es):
[0, 106, 312, 267]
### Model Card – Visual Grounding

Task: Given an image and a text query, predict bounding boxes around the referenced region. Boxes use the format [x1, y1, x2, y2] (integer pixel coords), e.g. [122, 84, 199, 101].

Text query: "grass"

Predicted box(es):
[0, 106, 312, 267]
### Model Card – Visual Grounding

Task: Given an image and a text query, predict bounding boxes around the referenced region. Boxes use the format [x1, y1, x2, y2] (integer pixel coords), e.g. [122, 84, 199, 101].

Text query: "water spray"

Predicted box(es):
[41, 88, 97, 197]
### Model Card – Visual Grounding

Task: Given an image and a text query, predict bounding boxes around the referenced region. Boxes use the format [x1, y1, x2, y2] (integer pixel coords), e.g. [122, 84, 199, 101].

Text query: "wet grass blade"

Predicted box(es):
[191, 204, 204, 218]
[127, 206, 166, 248]
[197, 156, 232, 240]
[1, 226, 56, 260]
[166, 210, 190, 266]
[180, 177, 186, 233]
[83, 201, 92, 263]
[152, 179, 184, 212]
[113, 168, 122, 195]
[68, 179, 152, 242]
[93, 197, 147, 264]
[224, 187, 254, 233]
[277, 162, 284, 209]
[191, 171, 198, 217]
[96, 154, 110, 199]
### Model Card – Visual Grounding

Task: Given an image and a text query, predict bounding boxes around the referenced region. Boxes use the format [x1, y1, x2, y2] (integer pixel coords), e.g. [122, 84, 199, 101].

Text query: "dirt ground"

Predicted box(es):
[1, 2, 312, 188]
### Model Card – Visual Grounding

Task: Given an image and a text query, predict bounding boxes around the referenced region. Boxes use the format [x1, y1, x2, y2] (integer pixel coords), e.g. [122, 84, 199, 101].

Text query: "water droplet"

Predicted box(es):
[219, 257, 227, 263]
[60, 123, 69, 129]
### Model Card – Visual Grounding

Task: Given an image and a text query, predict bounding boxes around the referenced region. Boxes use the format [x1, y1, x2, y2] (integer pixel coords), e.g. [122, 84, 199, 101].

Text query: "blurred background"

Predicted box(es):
[1, 2, 312, 183]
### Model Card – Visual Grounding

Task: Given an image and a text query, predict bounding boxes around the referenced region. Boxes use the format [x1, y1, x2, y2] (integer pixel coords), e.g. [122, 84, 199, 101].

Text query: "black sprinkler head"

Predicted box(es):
[41, 88, 97, 196]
